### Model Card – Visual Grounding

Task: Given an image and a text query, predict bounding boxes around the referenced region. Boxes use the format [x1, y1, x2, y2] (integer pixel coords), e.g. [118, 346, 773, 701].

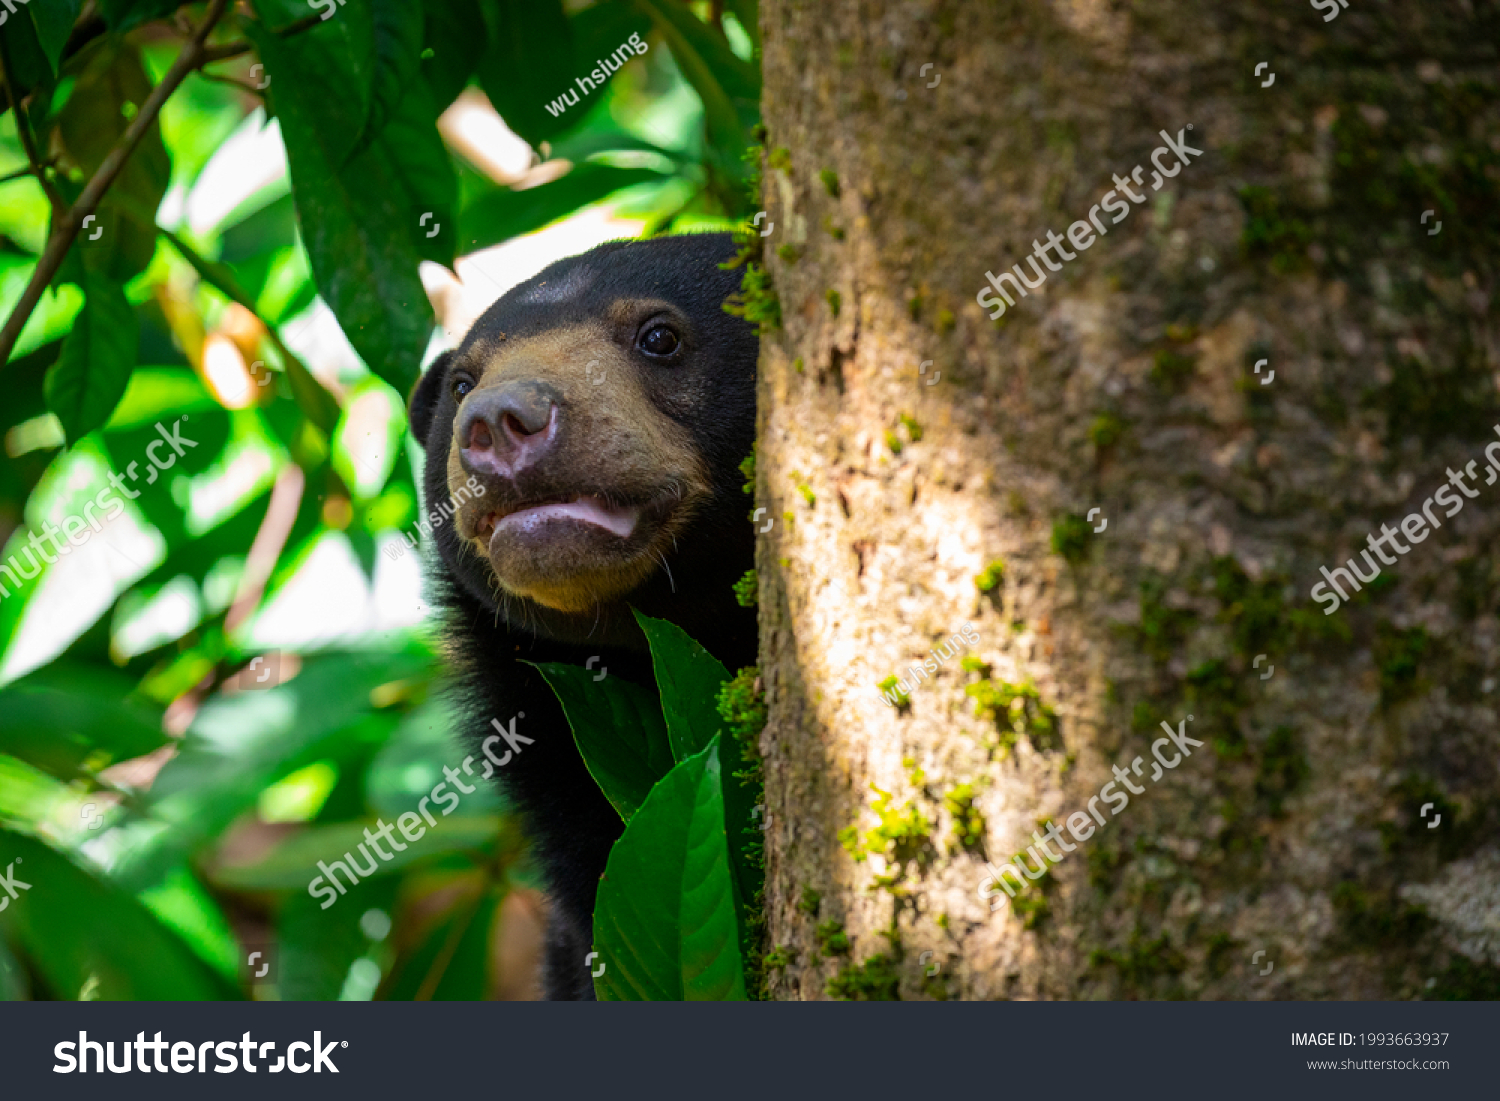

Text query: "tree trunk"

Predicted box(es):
[755, 0, 1500, 1000]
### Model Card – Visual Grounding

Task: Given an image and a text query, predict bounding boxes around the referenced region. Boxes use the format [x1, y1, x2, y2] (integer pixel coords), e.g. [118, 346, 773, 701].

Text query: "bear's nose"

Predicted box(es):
[457, 380, 560, 477]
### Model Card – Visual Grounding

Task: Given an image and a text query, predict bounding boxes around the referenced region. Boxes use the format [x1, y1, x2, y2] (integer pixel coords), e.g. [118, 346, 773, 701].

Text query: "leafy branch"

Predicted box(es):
[0, 0, 232, 367]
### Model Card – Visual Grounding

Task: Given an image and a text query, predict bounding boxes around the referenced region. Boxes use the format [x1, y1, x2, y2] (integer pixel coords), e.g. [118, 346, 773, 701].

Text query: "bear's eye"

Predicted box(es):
[637, 323, 680, 358]
[451, 374, 475, 400]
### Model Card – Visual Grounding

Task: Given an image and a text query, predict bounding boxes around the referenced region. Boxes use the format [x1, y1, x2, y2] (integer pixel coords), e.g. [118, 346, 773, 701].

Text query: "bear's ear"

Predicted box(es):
[408, 350, 452, 449]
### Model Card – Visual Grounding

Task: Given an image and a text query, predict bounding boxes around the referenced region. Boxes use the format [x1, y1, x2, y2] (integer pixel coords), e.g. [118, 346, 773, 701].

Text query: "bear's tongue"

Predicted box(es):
[493, 495, 639, 540]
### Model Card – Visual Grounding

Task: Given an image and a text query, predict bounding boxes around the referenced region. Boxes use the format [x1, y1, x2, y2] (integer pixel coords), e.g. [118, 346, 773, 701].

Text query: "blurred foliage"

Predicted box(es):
[0, 0, 759, 1001]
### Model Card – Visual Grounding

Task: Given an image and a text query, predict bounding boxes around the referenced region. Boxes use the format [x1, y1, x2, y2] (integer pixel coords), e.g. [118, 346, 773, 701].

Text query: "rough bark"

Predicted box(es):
[755, 0, 1500, 1000]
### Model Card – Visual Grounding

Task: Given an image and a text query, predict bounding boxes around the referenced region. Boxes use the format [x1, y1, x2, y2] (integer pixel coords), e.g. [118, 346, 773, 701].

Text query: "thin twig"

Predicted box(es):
[0, 0, 232, 367]
[0, 33, 64, 216]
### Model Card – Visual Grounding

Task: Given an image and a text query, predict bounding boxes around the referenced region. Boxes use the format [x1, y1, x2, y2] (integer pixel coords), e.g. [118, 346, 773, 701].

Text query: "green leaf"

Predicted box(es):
[44, 269, 137, 442]
[380, 78, 458, 266]
[632, 608, 729, 762]
[220, 192, 299, 264]
[593, 734, 746, 1000]
[28, 0, 83, 75]
[104, 366, 218, 431]
[351, 0, 427, 159]
[476, 0, 575, 148]
[531, 661, 672, 822]
[136, 865, 241, 985]
[421, 0, 485, 110]
[0, 829, 236, 999]
[0, 5, 54, 92]
[546, 112, 681, 164]
[0, 754, 70, 828]
[630, 612, 761, 968]
[571, 0, 651, 79]
[0, 664, 167, 780]
[251, 21, 447, 394]
[253, 0, 374, 168]
[458, 163, 666, 253]
[55, 39, 171, 282]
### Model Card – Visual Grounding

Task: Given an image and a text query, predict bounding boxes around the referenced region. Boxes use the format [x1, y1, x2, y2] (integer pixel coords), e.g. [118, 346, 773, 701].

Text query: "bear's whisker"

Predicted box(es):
[653, 549, 676, 594]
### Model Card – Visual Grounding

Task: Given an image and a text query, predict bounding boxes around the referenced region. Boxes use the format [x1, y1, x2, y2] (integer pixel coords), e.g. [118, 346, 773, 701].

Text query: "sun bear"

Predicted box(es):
[407, 233, 758, 999]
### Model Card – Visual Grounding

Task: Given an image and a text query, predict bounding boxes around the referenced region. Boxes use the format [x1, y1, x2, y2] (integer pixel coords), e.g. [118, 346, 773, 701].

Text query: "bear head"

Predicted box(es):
[408, 232, 757, 656]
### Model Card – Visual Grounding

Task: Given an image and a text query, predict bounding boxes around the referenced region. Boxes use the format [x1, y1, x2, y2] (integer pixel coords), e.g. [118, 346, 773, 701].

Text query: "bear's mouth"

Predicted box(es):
[452, 475, 705, 614]
[475, 494, 642, 543]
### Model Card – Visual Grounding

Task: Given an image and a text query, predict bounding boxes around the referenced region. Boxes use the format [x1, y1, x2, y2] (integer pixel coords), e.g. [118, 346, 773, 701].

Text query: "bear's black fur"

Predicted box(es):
[407, 233, 757, 999]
